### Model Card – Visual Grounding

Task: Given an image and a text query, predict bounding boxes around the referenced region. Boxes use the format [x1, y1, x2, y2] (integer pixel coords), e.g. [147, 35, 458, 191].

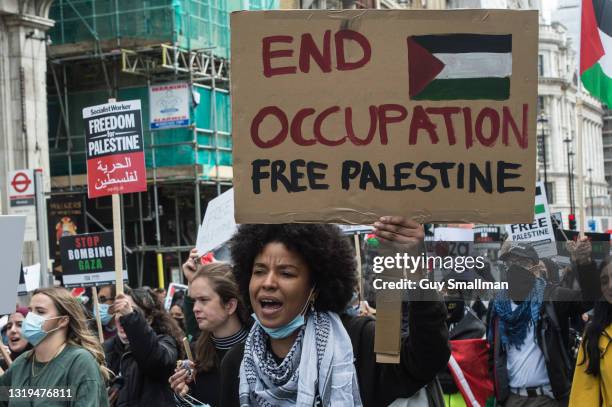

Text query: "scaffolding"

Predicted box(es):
[46, 0, 278, 286]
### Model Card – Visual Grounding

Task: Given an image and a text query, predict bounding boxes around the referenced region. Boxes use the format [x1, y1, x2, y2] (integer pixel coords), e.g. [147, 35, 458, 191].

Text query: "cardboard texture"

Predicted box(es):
[231, 9, 538, 224]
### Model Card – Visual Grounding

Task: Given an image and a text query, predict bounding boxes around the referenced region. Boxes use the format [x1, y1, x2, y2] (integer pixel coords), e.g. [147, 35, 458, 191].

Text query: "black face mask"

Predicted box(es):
[507, 264, 536, 301]
[445, 299, 465, 323]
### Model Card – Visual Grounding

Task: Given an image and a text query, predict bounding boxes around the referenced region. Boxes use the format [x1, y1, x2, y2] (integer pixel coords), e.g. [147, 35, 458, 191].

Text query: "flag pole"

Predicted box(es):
[577, 0, 586, 238]
[576, 97, 586, 238]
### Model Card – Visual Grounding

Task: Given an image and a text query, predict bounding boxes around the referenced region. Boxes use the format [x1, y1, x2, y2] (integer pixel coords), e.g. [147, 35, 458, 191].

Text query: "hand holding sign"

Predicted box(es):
[567, 236, 592, 266]
[373, 216, 424, 252]
[110, 294, 134, 317]
[182, 248, 199, 283]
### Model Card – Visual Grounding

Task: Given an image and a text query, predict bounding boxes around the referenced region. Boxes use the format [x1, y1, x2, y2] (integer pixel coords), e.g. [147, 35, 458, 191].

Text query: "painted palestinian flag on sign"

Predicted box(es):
[408, 34, 512, 101]
[581, 0, 612, 106]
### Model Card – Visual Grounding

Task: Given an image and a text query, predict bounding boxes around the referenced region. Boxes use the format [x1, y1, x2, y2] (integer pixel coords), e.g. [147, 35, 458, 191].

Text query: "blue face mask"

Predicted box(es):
[252, 312, 305, 339]
[253, 287, 316, 339]
[22, 313, 64, 347]
[96, 304, 113, 326]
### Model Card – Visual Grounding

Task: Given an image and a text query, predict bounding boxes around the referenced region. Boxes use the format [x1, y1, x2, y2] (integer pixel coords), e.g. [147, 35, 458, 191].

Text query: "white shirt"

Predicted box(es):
[506, 303, 550, 389]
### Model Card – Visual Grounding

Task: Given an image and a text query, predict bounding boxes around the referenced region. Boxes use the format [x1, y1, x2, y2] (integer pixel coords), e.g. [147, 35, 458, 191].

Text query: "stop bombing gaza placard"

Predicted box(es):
[60, 232, 128, 288]
[231, 9, 538, 224]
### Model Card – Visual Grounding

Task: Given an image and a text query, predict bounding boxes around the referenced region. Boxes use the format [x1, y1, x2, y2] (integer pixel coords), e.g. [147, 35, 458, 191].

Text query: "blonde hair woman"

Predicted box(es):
[0, 287, 109, 406]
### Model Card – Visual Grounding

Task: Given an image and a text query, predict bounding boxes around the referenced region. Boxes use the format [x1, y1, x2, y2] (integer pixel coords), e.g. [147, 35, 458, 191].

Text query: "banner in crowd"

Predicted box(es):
[47, 194, 86, 274]
[231, 9, 538, 224]
[149, 82, 190, 129]
[17, 264, 26, 296]
[83, 100, 147, 198]
[6, 169, 37, 241]
[553, 229, 611, 261]
[505, 182, 557, 258]
[196, 188, 238, 256]
[0, 216, 25, 314]
[59, 231, 128, 288]
[17, 263, 41, 296]
[164, 283, 188, 311]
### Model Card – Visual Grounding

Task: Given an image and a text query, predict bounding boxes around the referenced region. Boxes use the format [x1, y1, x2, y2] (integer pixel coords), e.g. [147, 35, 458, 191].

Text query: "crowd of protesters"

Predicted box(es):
[0, 217, 611, 407]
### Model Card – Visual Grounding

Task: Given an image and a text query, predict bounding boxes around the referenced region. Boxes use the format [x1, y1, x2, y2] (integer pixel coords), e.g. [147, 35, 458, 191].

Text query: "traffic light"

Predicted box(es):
[568, 214, 576, 231]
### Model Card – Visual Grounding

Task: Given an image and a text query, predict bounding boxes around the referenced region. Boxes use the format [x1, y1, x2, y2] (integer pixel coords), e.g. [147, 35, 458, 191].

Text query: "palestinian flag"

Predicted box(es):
[448, 339, 494, 407]
[581, 0, 612, 106]
[408, 34, 512, 101]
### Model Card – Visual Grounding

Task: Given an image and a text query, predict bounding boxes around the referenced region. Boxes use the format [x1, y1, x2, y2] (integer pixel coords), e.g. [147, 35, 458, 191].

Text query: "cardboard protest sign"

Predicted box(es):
[59, 231, 128, 288]
[0, 216, 26, 314]
[505, 182, 557, 258]
[231, 9, 538, 224]
[196, 188, 238, 256]
[17, 263, 41, 296]
[83, 100, 147, 198]
[24, 264, 41, 293]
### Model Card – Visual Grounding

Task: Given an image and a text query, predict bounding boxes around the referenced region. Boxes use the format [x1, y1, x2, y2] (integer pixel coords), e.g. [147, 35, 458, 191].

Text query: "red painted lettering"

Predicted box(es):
[290, 108, 317, 146]
[335, 30, 372, 71]
[262, 35, 296, 77]
[299, 31, 332, 74]
[426, 107, 460, 146]
[502, 104, 528, 149]
[345, 106, 378, 146]
[409, 106, 438, 145]
[378, 104, 408, 145]
[250, 106, 288, 148]
[314, 106, 345, 146]
[463, 107, 473, 149]
[475, 108, 500, 147]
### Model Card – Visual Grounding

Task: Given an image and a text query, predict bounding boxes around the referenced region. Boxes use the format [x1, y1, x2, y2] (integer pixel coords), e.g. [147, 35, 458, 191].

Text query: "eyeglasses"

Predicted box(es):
[98, 296, 115, 304]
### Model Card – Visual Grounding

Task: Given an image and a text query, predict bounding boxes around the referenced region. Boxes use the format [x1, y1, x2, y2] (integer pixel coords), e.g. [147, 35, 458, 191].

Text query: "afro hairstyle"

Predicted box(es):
[229, 224, 357, 314]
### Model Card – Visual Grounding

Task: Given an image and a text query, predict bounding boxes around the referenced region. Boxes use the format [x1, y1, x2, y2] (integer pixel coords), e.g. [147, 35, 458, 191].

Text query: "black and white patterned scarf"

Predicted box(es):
[239, 311, 362, 407]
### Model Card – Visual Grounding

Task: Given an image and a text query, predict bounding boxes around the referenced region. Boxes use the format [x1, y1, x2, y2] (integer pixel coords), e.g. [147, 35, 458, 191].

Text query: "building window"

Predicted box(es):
[538, 54, 544, 76]
[538, 96, 545, 113]
[545, 182, 554, 204]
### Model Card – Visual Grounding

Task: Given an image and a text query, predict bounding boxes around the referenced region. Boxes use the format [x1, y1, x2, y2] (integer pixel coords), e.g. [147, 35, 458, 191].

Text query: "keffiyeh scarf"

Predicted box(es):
[489, 277, 546, 349]
[239, 311, 362, 407]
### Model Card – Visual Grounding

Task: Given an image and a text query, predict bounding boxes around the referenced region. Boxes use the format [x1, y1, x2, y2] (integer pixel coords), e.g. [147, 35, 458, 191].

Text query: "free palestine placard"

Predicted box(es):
[231, 9, 538, 224]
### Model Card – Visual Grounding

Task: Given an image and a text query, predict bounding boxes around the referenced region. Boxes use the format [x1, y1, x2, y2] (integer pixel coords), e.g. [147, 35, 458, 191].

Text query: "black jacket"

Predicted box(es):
[219, 297, 450, 407]
[488, 261, 600, 403]
[104, 311, 179, 407]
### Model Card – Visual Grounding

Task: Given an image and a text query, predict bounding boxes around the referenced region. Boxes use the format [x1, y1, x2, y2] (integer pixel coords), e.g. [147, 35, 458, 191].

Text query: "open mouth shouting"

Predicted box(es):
[258, 296, 284, 319]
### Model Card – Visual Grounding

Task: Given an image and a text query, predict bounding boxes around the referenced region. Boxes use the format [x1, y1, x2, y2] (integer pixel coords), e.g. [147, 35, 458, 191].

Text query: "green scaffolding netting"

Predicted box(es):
[49, 0, 279, 59]
[49, 85, 232, 180]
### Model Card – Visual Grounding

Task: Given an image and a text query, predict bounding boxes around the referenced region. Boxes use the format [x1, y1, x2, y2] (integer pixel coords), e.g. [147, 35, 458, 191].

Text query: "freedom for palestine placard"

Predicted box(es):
[83, 100, 147, 198]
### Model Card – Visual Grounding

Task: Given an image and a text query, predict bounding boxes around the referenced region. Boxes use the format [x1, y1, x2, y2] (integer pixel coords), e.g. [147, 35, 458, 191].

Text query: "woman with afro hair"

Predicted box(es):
[219, 216, 450, 407]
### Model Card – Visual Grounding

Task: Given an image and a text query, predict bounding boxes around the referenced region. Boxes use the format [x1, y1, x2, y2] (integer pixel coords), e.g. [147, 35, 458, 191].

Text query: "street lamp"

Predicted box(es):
[563, 137, 575, 214]
[537, 113, 549, 187]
